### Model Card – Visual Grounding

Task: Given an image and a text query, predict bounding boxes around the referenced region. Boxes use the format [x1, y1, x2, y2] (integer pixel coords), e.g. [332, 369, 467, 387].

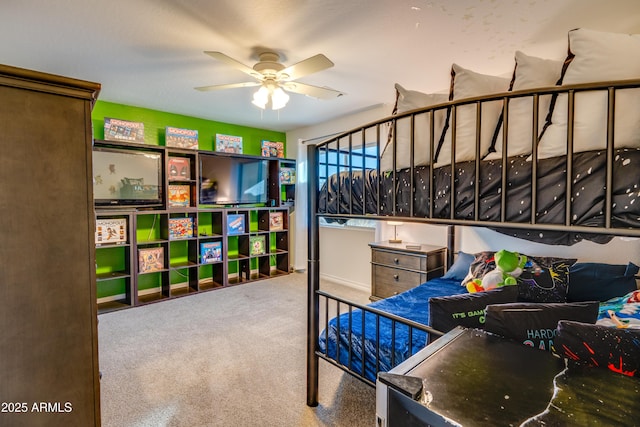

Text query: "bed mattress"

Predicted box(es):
[317, 277, 466, 382]
[319, 148, 640, 245]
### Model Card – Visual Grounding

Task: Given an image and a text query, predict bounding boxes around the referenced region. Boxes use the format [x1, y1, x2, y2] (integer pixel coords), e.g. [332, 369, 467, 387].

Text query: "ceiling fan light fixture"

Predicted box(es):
[251, 85, 269, 109]
[271, 87, 290, 110]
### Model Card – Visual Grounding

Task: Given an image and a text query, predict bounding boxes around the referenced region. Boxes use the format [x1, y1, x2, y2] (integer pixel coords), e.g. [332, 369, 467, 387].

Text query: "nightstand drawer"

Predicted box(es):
[373, 265, 426, 298]
[372, 249, 425, 270]
[369, 242, 447, 300]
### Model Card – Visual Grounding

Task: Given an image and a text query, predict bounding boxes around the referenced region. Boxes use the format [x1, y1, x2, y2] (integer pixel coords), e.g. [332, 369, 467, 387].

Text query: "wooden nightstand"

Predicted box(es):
[369, 241, 446, 300]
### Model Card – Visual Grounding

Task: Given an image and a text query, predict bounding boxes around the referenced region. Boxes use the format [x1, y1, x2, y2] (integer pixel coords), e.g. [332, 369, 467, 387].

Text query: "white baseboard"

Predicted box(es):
[97, 293, 126, 304]
[320, 273, 370, 292]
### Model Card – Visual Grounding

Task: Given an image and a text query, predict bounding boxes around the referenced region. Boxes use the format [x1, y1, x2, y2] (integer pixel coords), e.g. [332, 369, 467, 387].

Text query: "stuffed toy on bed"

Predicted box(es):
[467, 249, 527, 293]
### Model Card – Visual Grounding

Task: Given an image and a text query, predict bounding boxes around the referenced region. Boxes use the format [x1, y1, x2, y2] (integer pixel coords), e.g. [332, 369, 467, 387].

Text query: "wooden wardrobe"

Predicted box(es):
[0, 64, 101, 426]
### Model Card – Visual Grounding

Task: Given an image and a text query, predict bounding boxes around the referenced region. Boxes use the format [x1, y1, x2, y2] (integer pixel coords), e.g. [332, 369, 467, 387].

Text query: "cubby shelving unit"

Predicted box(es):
[93, 139, 293, 311]
[95, 210, 134, 313]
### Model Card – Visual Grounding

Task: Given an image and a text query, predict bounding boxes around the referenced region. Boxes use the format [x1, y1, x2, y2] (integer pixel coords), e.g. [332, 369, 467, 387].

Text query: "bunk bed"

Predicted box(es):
[305, 28, 640, 424]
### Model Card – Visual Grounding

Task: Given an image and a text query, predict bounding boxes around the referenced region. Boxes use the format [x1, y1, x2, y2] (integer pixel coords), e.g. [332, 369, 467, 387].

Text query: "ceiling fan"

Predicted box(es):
[195, 50, 345, 110]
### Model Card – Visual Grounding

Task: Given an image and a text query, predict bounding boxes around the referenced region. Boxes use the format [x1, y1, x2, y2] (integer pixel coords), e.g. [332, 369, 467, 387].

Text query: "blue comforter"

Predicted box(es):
[318, 277, 465, 382]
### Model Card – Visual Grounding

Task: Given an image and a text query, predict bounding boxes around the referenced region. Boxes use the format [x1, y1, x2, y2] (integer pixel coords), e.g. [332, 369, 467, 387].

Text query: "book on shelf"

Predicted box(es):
[261, 140, 284, 158]
[95, 217, 127, 244]
[138, 247, 164, 273]
[269, 212, 284, 231]
[216, 134, 243, 154]
[168, 217, 193, 240]
[168, 157, 191, 181]
[279, 167, 296, 185]
[226, 214, 245, 235]
[104, 117, 145, 144]
[200, 241, 222, 263]
[249, 235, 266, 256]
[168, 184, 190, 207]
[165, 126, 198, 150]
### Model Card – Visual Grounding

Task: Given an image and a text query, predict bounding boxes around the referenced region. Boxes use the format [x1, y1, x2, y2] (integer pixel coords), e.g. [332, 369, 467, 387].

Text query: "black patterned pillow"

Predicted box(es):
[429, 286, 519, 333]
[517, 257, 577, 303]
[555, 320, 640, 378]
[484, 301, 599, 352]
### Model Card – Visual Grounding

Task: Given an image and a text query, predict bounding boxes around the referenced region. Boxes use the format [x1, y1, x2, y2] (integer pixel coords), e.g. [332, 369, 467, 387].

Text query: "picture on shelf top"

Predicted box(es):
[104, 117, 145, 144]
[165, 126, 198, 150]
[216, 134, 243, 154]
[261, 140, 284, 158]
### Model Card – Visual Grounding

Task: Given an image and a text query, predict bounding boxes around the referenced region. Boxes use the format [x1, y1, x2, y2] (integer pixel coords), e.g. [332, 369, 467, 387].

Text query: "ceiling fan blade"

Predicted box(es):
[204, 51, 262, 79]
[278, 54, 334, 81]
[282, 82, 345, 100]
[194, 82, 261, 92]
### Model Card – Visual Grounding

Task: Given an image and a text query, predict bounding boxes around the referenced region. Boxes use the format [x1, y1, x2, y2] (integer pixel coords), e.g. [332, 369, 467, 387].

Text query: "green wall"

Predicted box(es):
[91, 101, 286, 154]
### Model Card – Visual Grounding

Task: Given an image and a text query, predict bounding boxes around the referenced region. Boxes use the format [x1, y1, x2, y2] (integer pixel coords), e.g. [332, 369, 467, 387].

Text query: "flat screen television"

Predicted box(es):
[93, 146, 163, 208]
[199, 154, 269, 205]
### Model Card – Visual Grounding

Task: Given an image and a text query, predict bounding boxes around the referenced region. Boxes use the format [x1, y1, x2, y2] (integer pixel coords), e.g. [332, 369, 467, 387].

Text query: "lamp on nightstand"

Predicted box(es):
[387, 221, 404, 243]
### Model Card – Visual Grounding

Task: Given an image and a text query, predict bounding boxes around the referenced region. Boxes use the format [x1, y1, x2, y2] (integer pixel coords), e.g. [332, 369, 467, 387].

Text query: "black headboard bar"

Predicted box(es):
[306, 143, 320, 407]
[605, 87, 615, 228]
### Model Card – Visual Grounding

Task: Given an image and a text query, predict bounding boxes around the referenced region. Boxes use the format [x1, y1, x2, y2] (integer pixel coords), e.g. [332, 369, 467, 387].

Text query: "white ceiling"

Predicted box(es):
[2, 0, 640, 133]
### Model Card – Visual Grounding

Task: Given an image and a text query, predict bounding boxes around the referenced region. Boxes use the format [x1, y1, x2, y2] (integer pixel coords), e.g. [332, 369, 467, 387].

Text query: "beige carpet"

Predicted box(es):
[98, 272, 376, 427]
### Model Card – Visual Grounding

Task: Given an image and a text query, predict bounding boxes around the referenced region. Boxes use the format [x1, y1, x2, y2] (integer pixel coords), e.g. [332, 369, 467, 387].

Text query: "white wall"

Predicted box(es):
[287, 103, 392, 274]
[319, 225, 376, 290]
[387, 223, 640, 264]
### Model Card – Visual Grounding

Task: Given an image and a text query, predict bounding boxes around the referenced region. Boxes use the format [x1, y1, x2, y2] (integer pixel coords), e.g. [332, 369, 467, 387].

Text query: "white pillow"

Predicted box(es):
[379, 84, 448, 171]
[435, 64, 510, 166]
[485, 51, 563, 160]
[536, 28, 640, 159]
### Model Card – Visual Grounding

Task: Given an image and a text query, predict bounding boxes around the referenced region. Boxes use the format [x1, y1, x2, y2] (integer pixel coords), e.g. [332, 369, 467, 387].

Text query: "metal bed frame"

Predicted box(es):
[306, 79, 640, 406]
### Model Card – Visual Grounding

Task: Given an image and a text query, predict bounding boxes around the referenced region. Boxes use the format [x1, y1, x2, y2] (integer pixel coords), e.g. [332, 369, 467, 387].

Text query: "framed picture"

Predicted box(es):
[200, 241, 222, 263]
[168, 184, 190, 207]
[249, 235, 266, 256]
[168, 217, 193, 240]
[227, 213, 245, 235]
[279, 167, 296, 185]
[168, 157, 191, 181]
[269, 212, 284, 231]
[95, 217, 127, 244]
[138, 247, 164, 273]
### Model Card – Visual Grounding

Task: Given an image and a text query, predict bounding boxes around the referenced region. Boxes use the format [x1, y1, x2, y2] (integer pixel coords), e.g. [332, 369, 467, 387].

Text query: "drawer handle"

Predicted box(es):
[393, 274, 399, 281]
[394, 258, 399, 264]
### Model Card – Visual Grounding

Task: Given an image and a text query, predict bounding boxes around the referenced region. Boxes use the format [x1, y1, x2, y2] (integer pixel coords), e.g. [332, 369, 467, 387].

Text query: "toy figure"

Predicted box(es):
[467, 249, 527, 293]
